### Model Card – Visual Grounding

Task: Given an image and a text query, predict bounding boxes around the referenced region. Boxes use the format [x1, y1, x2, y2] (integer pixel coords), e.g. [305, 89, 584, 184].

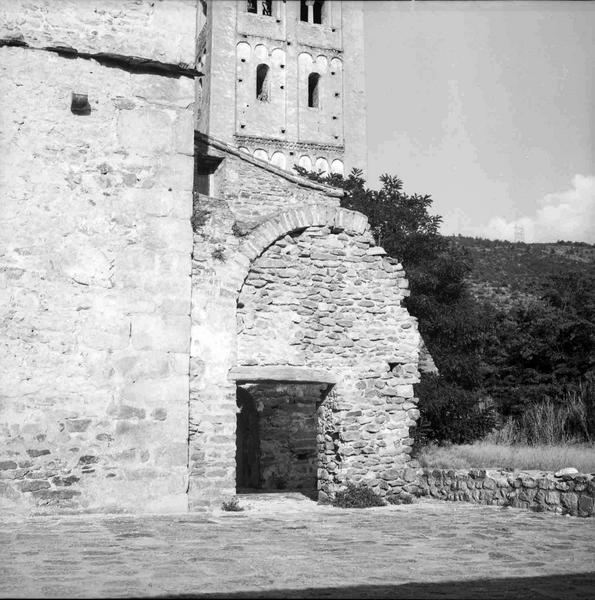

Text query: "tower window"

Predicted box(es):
[300, 1, 324, 24]
[256, 64, 271, 102]
[313, 1, 323, 24]
[300, 1, 308, 22]
[308, 73, 321, 108]
[247, 0, 273, 16]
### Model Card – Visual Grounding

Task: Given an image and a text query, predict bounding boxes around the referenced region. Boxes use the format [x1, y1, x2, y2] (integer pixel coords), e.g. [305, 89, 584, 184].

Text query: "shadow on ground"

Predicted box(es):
[157, 572, 595, 599]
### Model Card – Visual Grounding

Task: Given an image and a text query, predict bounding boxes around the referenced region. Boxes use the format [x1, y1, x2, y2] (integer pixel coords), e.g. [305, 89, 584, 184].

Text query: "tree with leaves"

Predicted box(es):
[295, 166, 495, 444]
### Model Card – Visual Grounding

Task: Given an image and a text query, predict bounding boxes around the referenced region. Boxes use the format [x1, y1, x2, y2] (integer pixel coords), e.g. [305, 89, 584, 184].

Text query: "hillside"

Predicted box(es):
[448, 237, 595, 309]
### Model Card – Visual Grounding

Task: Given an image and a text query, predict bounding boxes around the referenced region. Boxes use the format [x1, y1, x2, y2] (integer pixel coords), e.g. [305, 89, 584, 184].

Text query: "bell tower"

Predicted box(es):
[196, 0, 367, 176]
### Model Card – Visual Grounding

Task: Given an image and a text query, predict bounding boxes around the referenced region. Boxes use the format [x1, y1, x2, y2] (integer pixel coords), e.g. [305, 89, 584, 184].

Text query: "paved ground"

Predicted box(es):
[1, 494, 594, 599]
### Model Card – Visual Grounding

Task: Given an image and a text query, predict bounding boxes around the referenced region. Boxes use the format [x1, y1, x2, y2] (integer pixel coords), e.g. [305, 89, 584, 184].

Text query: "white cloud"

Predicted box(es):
[470, 175, 595, 243]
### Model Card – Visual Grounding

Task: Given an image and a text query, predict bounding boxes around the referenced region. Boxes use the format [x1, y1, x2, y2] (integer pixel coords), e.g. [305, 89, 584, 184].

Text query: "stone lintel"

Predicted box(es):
[229, 366, 337, 385]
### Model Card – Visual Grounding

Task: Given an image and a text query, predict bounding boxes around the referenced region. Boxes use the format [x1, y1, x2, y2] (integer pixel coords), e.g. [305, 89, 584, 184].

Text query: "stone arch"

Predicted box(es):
[228, 205, 371, 294]
[316, 55, 329, 72]
[329, 57, 342, 74]
[270, 151, 286, 169]
[315, 157, 329, 174]
[237, 41, 252, 61]
[298, 51, 314, 69]
[253, 148, 269, 162]
[254, 44, 268, 62]
[330, 159, 344, 175]
[270, 48, 286, 66]
[188, 204, 422, 508]
[298, 155, 312, 171]
[232, 205, 422, 500]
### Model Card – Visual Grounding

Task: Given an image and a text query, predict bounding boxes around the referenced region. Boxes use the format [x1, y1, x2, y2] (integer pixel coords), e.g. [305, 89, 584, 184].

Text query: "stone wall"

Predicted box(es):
[238, 383, 323, 493]
[236, 224, 421, 500]
[0, 1, 196, 514]
[0, 0, 195, 63]
[410, 468, 595, 518]
[190, 149, 422, 506]
[204, 139, 341, 225]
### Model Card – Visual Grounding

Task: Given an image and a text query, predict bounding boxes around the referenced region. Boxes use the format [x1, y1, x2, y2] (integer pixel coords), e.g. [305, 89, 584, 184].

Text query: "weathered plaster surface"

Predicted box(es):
[0, 2, 196, 514]
[0, 0, 196, 65]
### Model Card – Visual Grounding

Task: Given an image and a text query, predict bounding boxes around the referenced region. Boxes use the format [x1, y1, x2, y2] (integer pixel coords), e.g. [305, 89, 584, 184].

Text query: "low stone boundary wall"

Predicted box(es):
[409, 468, 594, 517]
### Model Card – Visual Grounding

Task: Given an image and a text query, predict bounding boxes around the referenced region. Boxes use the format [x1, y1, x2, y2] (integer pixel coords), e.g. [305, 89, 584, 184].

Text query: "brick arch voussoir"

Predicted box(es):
[231, 204, 371, 293]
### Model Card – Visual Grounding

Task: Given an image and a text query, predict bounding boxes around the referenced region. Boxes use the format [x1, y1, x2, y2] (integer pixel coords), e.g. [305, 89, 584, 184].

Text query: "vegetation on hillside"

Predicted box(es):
[295, 166, 595, 448]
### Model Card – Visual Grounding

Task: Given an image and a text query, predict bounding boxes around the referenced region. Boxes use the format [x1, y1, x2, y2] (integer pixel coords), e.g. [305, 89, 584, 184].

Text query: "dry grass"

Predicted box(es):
[417, 441, 595, 473]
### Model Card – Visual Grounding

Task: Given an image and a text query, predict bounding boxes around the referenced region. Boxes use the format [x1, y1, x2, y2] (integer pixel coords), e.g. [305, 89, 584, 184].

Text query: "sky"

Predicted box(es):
[364, 1, 595, 243]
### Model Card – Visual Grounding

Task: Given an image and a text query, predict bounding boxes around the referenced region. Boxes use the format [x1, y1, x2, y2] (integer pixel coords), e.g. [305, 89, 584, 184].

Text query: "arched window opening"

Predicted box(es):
[300, 1, 324, 24]
[248, 0, 273, 16]
[313, 1, 324, 24]
[308, 73, 320, 108]
[262, 1, 272, 16]
[300, 1, 309, 22]
[256, 64, 271, 102]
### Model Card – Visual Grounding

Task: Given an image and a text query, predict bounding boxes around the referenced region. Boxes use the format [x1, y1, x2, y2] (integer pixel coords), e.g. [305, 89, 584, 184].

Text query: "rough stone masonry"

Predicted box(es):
[0, 0, 424, 514]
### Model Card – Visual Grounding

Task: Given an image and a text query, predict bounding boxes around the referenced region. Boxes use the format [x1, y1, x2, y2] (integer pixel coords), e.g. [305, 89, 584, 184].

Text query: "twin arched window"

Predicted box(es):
[254, 64, 321, 109]
[247, 1, 272, 17]
[300, 1, 324, 24]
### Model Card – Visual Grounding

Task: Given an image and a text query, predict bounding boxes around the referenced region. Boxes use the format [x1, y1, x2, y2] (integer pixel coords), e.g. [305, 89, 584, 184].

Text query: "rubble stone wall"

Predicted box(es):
[189, 193, 422, 507]
[237, 223, 421, 501]
[0, 1, 196, 514]
[207, 145, 341, 225]
[409, 468, 595, 517]
[239, 383, 323, 493]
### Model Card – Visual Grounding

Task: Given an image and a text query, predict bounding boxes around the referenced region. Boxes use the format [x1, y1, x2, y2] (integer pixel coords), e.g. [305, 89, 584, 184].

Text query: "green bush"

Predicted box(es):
[331, 482, 386, 508]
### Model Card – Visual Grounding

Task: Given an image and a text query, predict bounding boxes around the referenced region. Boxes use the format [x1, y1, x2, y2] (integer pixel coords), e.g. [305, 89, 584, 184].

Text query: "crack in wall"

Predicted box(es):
[0, 37, 202, 79]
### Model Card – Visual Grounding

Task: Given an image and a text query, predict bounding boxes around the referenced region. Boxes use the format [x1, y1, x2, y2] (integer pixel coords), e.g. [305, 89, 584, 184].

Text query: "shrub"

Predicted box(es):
[331, 482, 386, 508]
[211, 246, 226, 262]
[221, 497, 244, 512]
[231, 221, 247, 237]
[414, 374, 496, 445]
[485, 380, 595, 445]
